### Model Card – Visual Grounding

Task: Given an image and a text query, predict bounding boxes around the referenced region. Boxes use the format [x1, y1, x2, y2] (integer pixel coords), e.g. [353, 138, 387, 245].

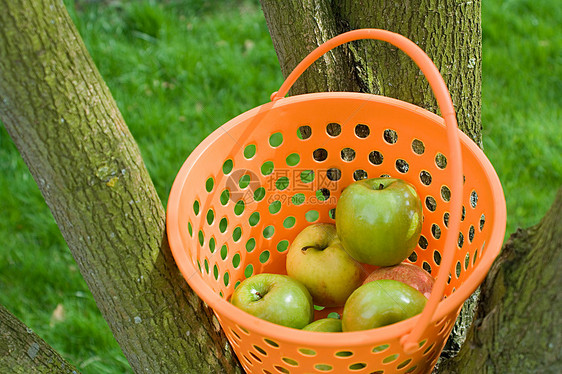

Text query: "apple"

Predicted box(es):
[286, 223, 364, 307]
[342, 279, 427, 332]
[363, 262, 434, 299]
[230, 273, 314, 329]
[336, 177, 422, 266]
[302, 318, 342, 332]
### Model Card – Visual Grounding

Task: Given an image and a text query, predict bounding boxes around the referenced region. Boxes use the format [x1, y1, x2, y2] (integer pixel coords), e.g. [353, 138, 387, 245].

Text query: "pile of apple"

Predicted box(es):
[230, 178, 434, 332]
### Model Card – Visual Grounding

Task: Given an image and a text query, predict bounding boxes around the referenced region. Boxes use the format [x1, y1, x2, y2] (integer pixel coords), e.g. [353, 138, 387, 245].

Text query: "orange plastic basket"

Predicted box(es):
[167, 29, 506, 374]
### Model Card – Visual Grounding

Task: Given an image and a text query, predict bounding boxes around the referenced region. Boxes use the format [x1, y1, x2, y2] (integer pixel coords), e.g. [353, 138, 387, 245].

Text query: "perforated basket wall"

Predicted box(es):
[167, 92, 506, 374]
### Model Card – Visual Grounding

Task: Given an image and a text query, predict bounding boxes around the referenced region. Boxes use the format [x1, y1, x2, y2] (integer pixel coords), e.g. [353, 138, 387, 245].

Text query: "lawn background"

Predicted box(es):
[0, 0, 560, 372]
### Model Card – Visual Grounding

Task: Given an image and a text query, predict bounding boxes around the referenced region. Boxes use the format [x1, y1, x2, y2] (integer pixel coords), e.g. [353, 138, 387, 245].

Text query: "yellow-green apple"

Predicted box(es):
[363, 262, 434, 299]
[342, 279, 427, 331]
[230, 273, 313, 329]
[336, 178, 422, 266]
[286, 223, 363, 307]
[302, 318, 342, 332]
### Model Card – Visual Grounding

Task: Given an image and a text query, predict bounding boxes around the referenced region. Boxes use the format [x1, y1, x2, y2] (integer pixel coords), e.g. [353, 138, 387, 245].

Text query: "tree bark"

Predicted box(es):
[0, 1, 241, 373]
[0, 305, 79, 373]
[437, 187, 562, 374]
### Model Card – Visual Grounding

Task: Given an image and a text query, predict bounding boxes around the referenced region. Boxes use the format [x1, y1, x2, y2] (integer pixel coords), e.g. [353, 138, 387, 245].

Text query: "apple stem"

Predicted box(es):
[378, 183, 384, 190]
[302, 245, 323, 252]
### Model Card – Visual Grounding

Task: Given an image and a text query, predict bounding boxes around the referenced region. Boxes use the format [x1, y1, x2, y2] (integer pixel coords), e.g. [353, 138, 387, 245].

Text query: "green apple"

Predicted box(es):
[363, 262, 434, 299]
[230, 273, 313, 329]
[342, 279, 427, 332]
[302, 318, 342, 332]
[286, 223, 364, 307]
[336, 177, 422, 266]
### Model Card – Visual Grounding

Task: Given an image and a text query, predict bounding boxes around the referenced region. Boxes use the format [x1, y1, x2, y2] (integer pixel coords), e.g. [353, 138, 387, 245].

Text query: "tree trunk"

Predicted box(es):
[260, 0, 481, 361]
[437, 187, 562, 374]
[0, 1, 241, 373]
[0, 305, 78, 373]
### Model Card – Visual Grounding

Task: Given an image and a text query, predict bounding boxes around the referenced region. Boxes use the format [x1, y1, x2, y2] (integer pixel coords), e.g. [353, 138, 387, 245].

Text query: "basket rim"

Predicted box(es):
[166, 92, 507, 347]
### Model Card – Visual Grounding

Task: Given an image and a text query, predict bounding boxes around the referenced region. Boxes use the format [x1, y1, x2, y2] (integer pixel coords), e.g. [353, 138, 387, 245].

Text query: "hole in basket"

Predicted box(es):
[431, 224, 442, 239]
[383, 354, 399, 363]
[203, 259, 209, 274]
[420, 170, 432, 185]
[187, 222, 193, 237]
[263, 225, 275, 239]
[412, 139, 425, 154]
[219, 217, 228, 233]
[233, 226, 242, 242]
[209, 237, 216, 253]
[341, 148, 356, 162]
[283, 216, 296, 228]
[423, 342, 435, 355]
[274, 365, 290, 374]
[473, 248, 479, 265]
[232, 253, 241, 268]
[371, 371, 384, 374]
[220, 189, 230, 205]
[425, 196, 437, 212]
[220, 244, 228, 260]
[249, 212, 260, 227]
[369, 150, 384, 165]
[269, 200, 282, 214]
[264, 339, 279, 348]
[259, 250, 270, 264]
[206, 209, 214, 225]
[406, 366, 418, 373]
[470, 190, 479, 208]
[234, 200, 245, 216]
[297, 125, 312, 140]
[327, 168, 342, 181]
[253, 345, 267, 356]
[434, 250, 442, 266]
[305, 210, 319, 222]
[335, 351, 353, 357]
[245, 264, 254, 278]
[223, 159, 233, 174]
[244, 144, 256, 159]
[196, 260, 202, 273]
[469, 225, 475, 242]
[261, 161, 274, 176]
[300, 170, 314, 184]
[206, 177, 214, 192]
[441, 185, 451, 202]
[223, 271, 229, 287]
[396, 159, 409, 173]
[329, 208, 336, 220]
[326, 122, 341, 137]
[435, 153, 447, 169]
[422, 261, 432, 274]
[282, 357, 298, 366]
[456, 261, 462, 278]
[286, 153, 300, 166]
[480, 214, 486, 231]
[443, 212, 450, 228]
[198, 230, 204, 246]
[298, 348, 316, 356]
[193, 200, 200, 215]
[349, 362, 367, 370]
[269, 132, 283, 147]
[458, 232, 465, 248]
[355, 124, 370, 138]
[372, 344, 389, 353]
[314, 364, 333, 372]
[234, 280, 241, 289]
[462, 206, 467, 221]
[384, 129, 398, 144]
[254, 187, 266, 202]
[353, 169, 368, 181]
[408, 251, 417, 262]
[397, 358, 412, 370]
[419, 235, 428, 249]
[246, 238, 256, 252]
[465, 252, 470, 270]
[239, 173, 251, 189]
[213, 264, 219, 280]
[249, 352, 262, 363]
[292, 193, 305, 205]
[313, 148, 328, 162]
[276, 177, 290, 190]
[277, 240, 289, 253]
[316, 188, 331, 202]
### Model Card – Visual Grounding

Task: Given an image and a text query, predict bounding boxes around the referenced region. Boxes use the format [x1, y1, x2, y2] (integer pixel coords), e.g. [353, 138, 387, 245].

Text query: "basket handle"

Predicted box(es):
[272, 29, 463, 354]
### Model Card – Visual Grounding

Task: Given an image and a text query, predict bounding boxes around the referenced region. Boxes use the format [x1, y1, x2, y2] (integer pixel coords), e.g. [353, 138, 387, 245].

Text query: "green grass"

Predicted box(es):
[0, 0, 559, 372]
